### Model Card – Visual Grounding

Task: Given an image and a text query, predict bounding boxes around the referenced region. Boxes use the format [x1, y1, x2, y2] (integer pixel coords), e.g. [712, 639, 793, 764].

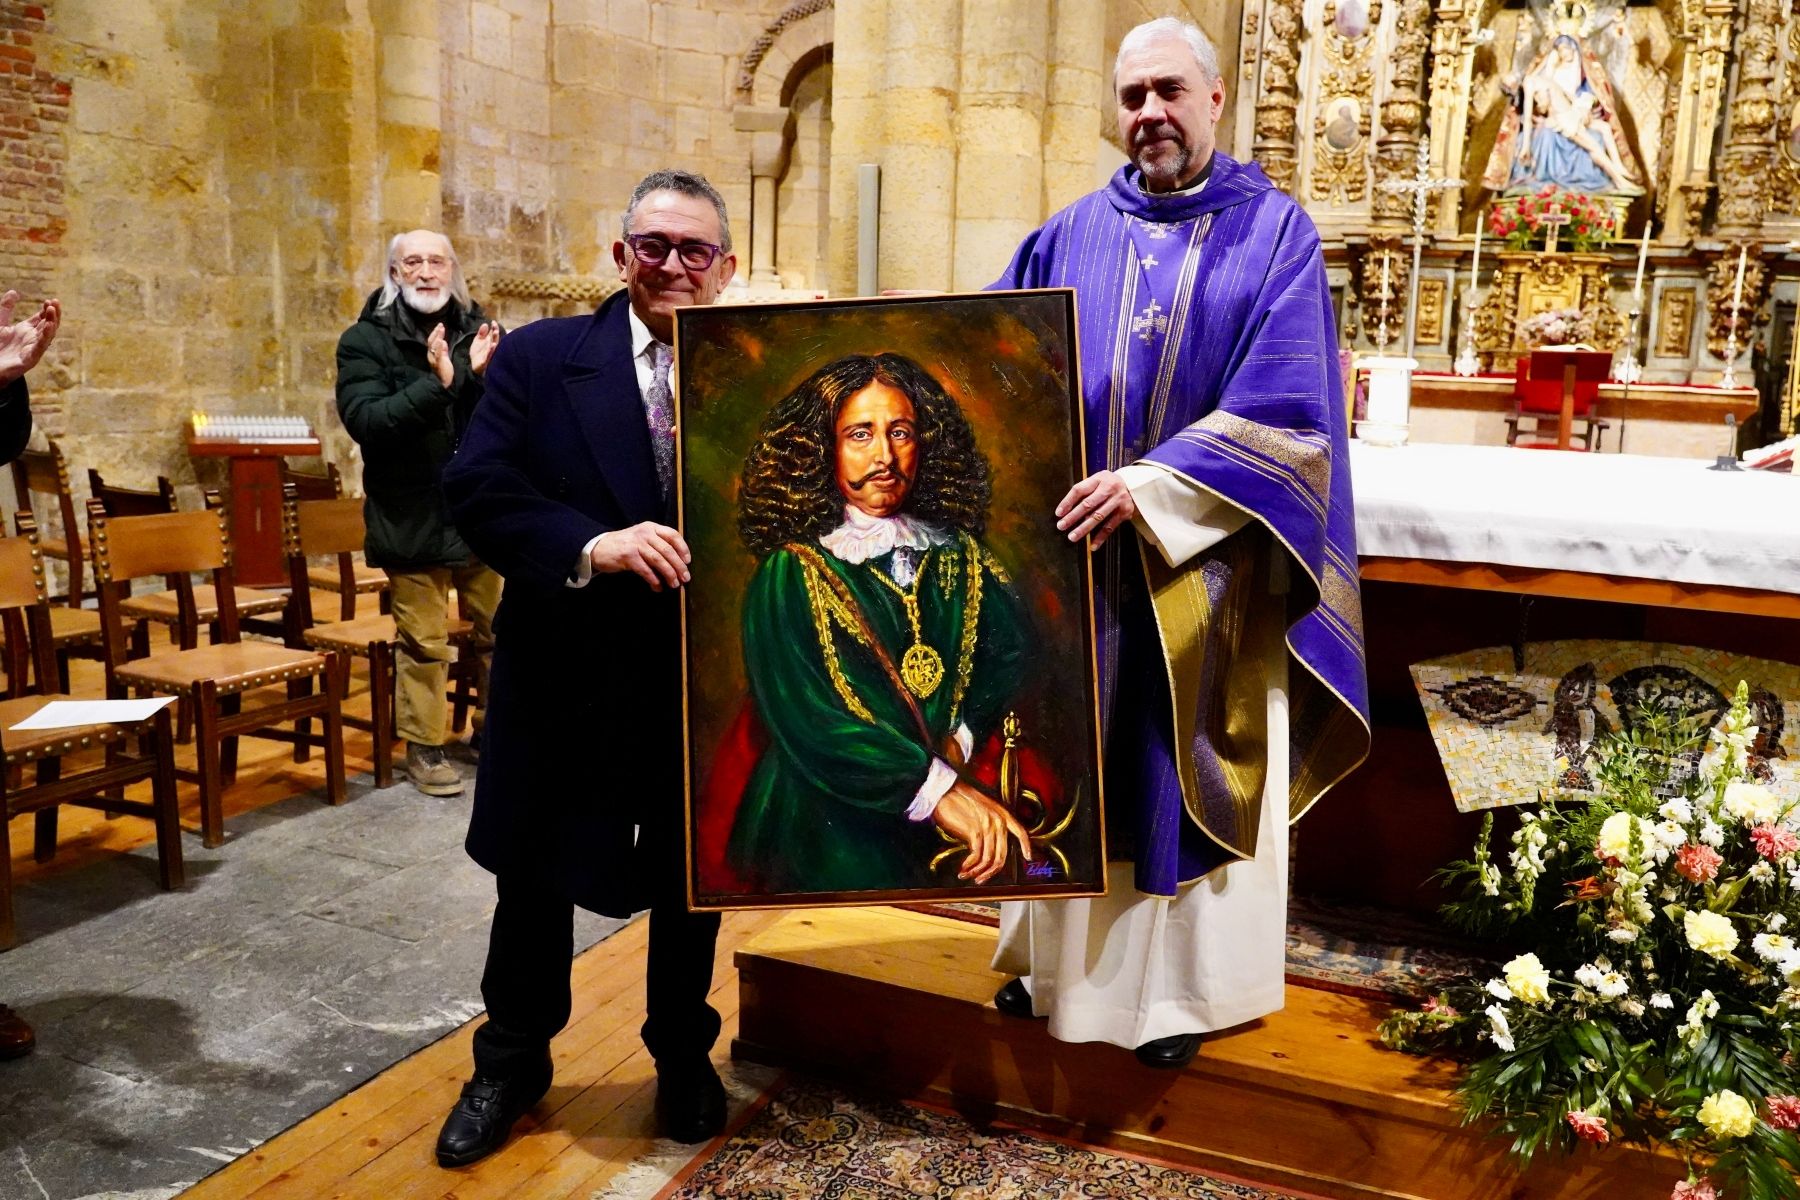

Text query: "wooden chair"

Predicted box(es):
[281, 460, 344, 500]
[281, 485, 474, 788]
[89, 496, 347, 847]
[280, 460, 389, 617]
[115, 492, 289, 650]
[11, 439, 85, 606]
[0, 514, 182, 949]
[87, 468, 179, 519]
[0, 513, 105, 698]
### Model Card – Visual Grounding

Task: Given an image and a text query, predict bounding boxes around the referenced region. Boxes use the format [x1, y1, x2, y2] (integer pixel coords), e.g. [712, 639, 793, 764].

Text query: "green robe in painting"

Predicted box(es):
[728, 532, 1031, 894]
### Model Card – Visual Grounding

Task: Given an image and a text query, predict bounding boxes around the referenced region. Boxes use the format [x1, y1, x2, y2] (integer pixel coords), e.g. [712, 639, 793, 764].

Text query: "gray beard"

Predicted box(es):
[401, 283, 450, 314]
[1135, 144, 1192, 190]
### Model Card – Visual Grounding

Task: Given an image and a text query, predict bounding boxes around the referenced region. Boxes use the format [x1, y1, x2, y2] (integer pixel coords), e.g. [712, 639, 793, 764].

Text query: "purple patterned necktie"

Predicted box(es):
[645, 341, 675, 500]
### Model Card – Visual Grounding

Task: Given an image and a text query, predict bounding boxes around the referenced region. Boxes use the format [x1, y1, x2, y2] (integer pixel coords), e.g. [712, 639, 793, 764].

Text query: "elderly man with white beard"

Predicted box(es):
[336, 229, 504, 795]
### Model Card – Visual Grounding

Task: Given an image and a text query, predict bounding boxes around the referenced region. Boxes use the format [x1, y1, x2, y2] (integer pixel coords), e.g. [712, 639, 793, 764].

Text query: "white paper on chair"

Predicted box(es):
[10, 697, 178, 730]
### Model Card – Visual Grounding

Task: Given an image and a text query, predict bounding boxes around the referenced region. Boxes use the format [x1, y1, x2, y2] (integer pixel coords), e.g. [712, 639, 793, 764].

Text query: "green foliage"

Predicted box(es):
[1380, 682, 1800, 1199]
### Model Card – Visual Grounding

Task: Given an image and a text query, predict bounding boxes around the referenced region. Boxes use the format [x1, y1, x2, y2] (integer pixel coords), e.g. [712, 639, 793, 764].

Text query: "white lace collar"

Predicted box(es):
[818, 505, 950, 566]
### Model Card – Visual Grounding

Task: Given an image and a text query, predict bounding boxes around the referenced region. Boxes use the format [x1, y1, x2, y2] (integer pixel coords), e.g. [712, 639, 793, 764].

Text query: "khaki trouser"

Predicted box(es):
[389, 562, 501, 747]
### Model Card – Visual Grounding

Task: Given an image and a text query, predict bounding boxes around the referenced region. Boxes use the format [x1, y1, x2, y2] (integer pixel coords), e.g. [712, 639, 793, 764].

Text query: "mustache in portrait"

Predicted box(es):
[847, 464, 913, 491]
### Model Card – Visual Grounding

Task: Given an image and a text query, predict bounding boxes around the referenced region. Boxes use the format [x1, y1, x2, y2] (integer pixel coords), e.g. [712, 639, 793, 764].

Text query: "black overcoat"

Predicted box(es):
[442, 291, 682, 918]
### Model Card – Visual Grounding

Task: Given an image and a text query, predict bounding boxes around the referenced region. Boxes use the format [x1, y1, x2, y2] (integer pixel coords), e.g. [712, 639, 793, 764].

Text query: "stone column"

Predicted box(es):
[735, 105, 794, 288]
[827, 0, 889, 295]
[951, 0, 1048, 290]
[878, 0, 960, 291]
[1043, 0, 1103, 218]
[369, 0, 442, 230]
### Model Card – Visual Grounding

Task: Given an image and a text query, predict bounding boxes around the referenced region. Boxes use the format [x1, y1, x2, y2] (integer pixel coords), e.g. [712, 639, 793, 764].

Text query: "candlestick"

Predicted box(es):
[1721, 246, 1748, 390]
[1631, 219, 1649, 301]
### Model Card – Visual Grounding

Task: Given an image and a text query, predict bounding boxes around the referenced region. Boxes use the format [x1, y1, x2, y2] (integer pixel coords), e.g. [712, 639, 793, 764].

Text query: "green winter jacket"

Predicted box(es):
[335, 289, 491, 570]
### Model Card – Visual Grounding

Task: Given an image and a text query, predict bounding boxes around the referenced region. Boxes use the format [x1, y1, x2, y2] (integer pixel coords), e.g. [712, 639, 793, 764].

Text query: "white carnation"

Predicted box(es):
[1700, 818, 1727, 848]
[1771, 914, 1789, 932]
[1660, 797, 1694, 825]
[1607, 925, 1641, 943]
[1650, 992, 1674, 1009]
[1574, 963, 1604, 990]
[1597, 972, 1630, 999]
[1754, 933, 1796, 962]
[1486, 978, 1512, 1001]
[1619, 998, 1646, 1017]
[1751, 861, 1777, 884]
[1486, 1004, 1515, 1052]
[1724, 781, 1780, 827]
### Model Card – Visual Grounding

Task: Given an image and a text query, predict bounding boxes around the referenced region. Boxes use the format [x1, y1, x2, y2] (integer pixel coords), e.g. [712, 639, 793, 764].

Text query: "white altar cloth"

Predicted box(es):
[1349, 442, 1800, 595]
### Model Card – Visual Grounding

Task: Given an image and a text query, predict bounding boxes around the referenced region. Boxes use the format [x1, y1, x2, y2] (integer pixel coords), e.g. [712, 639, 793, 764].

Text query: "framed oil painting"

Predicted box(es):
[675, 289, 1106, 911]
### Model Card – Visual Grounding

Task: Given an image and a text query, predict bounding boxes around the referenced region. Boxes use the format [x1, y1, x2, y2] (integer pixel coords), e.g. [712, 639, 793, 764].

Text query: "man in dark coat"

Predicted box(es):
[435, 169, 736, 1167]
[337, 230, 502, 795]
[0, 284, 61, 1062]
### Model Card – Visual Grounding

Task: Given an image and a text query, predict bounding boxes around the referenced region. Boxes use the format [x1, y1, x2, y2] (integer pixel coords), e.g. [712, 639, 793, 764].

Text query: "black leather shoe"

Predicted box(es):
[993, 978, 1043, 1020]
[655, 1061, 727, 1144]
[1134, 1032, 1201, 1069]
[435, 1060, 552, 1168]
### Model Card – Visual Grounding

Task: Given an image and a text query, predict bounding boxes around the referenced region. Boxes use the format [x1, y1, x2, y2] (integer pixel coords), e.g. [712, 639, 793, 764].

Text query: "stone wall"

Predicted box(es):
[3, 0, 1251, 524]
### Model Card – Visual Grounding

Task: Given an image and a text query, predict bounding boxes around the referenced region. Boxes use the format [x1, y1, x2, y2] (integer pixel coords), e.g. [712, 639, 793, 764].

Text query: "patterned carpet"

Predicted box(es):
[616, 1074, 1320, 1200]
[905, 896, 1492, 1001]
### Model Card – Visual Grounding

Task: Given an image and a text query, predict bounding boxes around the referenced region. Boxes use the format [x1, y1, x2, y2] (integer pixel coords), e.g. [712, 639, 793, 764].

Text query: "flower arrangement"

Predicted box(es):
[1488, 186, 1616, 252]
[1517, 306, 1599, 349]
[1379, 684, 1800, 1199]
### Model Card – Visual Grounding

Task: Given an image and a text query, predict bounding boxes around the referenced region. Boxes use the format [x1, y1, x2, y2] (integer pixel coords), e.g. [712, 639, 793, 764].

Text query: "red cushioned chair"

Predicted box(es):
[1505, 357, 1610, 451]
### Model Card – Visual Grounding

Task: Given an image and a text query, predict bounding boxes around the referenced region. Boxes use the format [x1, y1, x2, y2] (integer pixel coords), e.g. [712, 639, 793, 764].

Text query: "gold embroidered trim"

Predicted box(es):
[787, 544, 876, 723]
[949, 532, 985, 726]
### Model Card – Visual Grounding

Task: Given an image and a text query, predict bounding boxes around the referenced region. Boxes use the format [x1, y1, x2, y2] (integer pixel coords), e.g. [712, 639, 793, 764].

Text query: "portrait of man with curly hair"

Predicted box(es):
[714, 351, 1045, 895]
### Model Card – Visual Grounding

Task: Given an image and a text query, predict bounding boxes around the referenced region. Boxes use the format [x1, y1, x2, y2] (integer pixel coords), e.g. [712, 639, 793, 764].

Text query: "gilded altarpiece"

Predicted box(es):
[1257, 0, 1796, 381]
[1474, 252, 1627, 371]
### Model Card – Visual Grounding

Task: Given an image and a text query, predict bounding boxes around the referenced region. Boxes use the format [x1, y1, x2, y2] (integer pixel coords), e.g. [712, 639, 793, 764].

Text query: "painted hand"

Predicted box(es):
[0, 292, 60, 387]
[1055, 469, 1138, 548]
[933, 780, 1032, 884]
[469, 322, 501, 377]
[426, 322, 454, 389]
[591, 522, 691, 591]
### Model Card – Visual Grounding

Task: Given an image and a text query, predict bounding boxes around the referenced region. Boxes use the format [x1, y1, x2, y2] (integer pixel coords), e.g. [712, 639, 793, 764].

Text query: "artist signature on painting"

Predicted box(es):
[1025, 860, 1059, 880]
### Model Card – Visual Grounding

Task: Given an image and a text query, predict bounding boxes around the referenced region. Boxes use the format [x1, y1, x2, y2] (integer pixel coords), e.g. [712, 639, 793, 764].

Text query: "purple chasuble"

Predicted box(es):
[991, 154, 1371, 895]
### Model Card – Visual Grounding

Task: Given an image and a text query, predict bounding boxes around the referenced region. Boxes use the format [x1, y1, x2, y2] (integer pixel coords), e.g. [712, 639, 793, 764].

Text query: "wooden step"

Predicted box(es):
[732, 906, 1677, 1200]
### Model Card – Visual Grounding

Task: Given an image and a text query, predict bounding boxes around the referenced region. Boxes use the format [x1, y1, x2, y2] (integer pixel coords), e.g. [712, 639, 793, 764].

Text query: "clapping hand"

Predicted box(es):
[470, 322, 501, 377]
[426, 323, 454, 388]
[0, 291, 60, 387]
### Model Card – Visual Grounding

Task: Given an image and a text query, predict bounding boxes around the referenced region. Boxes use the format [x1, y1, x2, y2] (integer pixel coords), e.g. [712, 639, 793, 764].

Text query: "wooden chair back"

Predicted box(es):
[281, 460, 344, 500]
[88, 493, 240, 665]
[283, 485, 366, 628]
[0, 515, 61, 696]
[87, 468, 179, 518]
[11, 440, 83, 603]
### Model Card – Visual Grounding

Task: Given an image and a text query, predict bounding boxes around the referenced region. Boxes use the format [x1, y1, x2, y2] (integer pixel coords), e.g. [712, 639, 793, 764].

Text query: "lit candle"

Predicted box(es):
[1631, 219, 1650, 301]
[1471, 215, 1483, 288]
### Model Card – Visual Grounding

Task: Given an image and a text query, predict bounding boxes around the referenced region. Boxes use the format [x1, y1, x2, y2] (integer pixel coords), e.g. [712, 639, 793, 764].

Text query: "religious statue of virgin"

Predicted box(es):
[1481, 2, 1645, 197]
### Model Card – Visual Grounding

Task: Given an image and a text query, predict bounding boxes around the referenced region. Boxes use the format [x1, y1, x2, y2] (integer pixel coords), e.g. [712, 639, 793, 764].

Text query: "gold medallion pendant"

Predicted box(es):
[901, 642, 945, 699]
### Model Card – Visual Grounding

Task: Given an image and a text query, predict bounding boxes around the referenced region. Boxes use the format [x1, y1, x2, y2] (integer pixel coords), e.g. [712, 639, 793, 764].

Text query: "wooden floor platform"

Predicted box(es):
[733, 906, 1676, 1200]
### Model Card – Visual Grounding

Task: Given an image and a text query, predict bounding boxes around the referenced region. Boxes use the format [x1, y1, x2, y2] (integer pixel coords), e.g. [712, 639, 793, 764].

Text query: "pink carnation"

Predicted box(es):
[1672, 1181, 1718, 1200]
[1766, 1094, 1800, 1130]
[1675, 843, 1724, 883]
[1752, 824, 1799, 861]
[1566, 1111, 1610, 1144]
[1422, 996, 1459, 1018]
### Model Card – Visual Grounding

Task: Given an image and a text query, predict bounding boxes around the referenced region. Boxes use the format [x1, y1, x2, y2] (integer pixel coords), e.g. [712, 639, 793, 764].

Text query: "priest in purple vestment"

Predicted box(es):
[987, 16, 1371, 1069]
